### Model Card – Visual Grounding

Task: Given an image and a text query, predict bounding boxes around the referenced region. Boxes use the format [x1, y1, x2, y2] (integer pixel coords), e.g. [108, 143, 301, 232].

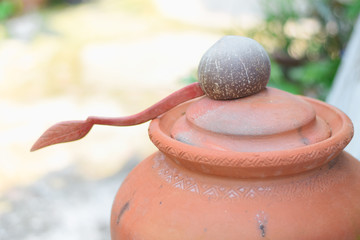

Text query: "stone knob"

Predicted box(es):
[198, 36, 271, 100]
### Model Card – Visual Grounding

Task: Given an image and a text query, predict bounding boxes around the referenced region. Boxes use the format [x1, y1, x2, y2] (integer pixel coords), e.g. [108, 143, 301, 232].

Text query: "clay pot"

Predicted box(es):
[110, 87, 360, 239]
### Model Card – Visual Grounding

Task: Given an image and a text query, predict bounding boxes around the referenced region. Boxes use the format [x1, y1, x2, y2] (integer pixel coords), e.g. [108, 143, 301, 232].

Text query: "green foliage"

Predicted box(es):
[46, 0, 89, 6]
[46, 0, 67, 6]
[345, 0, 360, 20]
[257, 58, 340, 99]
[255, 0, 359, 99]
[267, 60, 303, 95]
[0, 0, 17, 21]
[181, 72, 198, 85]
[290, 59, 340, 87]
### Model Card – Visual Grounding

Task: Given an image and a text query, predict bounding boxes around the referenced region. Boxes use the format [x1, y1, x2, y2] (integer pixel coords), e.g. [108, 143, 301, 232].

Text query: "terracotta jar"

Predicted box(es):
[110, 87, 360, 239]
[30, 36, 360, 239]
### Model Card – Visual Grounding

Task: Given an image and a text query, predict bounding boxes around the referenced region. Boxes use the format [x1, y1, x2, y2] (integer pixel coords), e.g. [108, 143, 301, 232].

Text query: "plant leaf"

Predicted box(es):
[31, 120, 94, 151]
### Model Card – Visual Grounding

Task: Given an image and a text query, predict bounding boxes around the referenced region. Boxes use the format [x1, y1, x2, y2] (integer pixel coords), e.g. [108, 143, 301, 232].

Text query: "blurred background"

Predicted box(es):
[0, 0, 359, 239]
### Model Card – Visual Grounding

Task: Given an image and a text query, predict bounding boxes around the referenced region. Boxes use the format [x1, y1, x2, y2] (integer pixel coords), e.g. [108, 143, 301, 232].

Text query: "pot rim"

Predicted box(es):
[149, 96, 353, 178]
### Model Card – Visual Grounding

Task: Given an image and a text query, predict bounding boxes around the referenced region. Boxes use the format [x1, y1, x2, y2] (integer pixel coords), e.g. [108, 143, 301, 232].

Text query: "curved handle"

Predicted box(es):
[31, 82, 204, 151]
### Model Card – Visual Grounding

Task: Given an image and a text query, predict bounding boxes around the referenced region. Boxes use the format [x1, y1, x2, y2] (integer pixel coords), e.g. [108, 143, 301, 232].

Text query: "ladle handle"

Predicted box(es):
[31, 82, 204, 151]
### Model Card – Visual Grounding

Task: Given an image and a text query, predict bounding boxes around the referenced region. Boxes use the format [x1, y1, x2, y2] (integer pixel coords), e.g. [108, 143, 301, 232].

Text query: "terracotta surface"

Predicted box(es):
[31, 83, 204, 151]
[29, 34, 359, 239]
[171, 87, 331, 153]
[110, 87, 360, 239]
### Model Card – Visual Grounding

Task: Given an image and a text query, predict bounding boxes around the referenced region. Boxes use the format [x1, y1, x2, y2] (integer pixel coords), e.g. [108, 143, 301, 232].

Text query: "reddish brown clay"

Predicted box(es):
[30, 82, 204, 151]
[31, 36, 360, 239]
[110, 87, 360, 239]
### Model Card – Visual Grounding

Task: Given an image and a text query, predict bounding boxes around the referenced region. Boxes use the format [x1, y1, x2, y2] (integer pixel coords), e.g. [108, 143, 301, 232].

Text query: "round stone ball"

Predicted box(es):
[198, 36, 271, 100]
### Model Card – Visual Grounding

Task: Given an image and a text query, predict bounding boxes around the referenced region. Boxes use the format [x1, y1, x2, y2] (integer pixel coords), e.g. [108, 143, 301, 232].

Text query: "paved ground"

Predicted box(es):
[0, 157, 140, 240]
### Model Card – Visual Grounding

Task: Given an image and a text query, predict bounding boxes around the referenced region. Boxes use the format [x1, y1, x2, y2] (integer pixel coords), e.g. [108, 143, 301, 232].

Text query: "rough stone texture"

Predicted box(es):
[198, 36, 271, 100]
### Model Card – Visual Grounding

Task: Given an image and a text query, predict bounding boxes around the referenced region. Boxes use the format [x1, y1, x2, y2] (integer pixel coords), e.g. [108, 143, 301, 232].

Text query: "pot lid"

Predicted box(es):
[170, 87, 331, 152]
[30, 35, 354, 177]
[167, 36, 331, 152]
[147, 36, 353, 177]
[148, 92, 353, 177]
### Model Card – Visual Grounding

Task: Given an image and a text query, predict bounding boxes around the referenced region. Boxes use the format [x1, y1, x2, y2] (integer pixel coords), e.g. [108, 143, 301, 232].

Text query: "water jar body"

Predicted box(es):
[111, 151, 360, 239]
[110, 89, 360, 239]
